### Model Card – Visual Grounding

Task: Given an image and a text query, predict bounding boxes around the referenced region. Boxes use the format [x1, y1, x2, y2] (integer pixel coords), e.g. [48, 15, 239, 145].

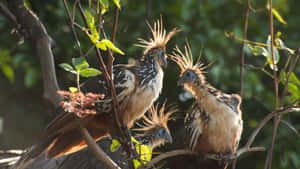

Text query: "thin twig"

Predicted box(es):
[265, 116, 280, 169]
[79, 127, 121, 169]
[265, 1, 280, 168]
[280, 120, 300, 139]
[62, 0, 82, 56]
[239, 0, 250, 97]
[111, 7, 119, 43]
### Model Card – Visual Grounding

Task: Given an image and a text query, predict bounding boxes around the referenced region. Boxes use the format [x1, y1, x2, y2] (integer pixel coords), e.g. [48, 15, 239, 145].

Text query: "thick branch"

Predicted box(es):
[79, 127, 121, 169]
[7, 0, 62, 106]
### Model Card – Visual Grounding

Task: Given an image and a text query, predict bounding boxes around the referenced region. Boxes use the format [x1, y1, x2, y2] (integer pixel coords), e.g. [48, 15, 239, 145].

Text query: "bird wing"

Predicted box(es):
[184, 104, 207, 151]
[216, 93, 242, 115]
[44, 64, 137, 137]
[81, 64, 137, 113]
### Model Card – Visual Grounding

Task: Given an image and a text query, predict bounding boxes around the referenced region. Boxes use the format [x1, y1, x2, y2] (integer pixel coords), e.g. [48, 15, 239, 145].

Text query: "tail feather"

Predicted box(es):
[12, 136, 55, 169]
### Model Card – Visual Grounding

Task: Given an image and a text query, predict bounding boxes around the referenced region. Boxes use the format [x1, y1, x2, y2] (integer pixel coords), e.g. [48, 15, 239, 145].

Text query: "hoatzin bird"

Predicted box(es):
[170, 43, 243, 169]
[14, 18, 179, 168]
[5, 103, 175, 169]
[134, 101, 175, 149]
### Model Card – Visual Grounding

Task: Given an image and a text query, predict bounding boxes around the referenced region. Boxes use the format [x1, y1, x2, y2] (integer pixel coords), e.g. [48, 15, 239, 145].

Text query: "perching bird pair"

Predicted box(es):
[14, 17, 243, 169]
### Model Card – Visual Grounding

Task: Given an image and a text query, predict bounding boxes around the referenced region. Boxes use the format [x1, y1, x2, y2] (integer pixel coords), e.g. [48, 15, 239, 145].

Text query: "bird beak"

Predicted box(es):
[165, 132, 173, 144]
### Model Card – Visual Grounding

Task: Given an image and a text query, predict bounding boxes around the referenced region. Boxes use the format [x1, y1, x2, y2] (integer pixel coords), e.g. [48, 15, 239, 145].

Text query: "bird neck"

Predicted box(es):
[137, 58, 162, 86]
[187, 81, 219, 103]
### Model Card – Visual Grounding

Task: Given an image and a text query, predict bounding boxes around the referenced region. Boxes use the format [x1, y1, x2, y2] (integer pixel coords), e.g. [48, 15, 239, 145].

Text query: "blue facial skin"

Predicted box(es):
[157, 50, 167, 67]
[177, 70, 197, 85]
[156, 128, 172, 143]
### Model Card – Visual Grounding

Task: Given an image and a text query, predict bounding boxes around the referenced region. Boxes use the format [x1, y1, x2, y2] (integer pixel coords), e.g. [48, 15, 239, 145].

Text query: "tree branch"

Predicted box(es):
[6, 0, 62, 107]
[79, 127, 121, 169]
[239, 0, 250, 97]
[265, 1, 280, 168]
[280, 119, 300, 139]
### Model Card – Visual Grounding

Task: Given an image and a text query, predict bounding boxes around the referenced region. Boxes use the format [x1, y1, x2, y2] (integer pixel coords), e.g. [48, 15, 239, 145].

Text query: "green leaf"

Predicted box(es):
[287, 83, 300, 103]
[85, 10, 99, 41]
[59, 63, 76, 74]
[248, 44, 266, 56]
[110, 139, 121, 152]
[69, 87, 78, 93]
[100, 39, 125, 55]
[272, 8, 287, 24]
[132, 137, 152, 168]
[95, 41, 107, 50]
[72, 57, 89, 71]
[79, 68, 102, 77]
[1, 64, 14, 83]
[99, 0, 109, 14]
[113, 0, 121, 8]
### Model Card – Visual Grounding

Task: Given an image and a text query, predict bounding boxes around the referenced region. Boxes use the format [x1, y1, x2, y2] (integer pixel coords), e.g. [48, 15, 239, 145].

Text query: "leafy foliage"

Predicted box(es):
[110, 137, 152, 168]
[59, 57, 101, 78]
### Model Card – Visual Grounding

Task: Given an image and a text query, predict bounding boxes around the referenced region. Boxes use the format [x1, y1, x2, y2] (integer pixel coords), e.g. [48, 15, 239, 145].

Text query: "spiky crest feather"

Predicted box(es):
[170, 42, 205, 75]
[134, 101, 176, 132]
[136, 17, 181, 55]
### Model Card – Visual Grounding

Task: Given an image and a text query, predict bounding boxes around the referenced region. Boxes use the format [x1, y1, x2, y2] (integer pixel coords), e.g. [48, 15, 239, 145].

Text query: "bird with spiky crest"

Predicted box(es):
[134, 101, 176, 149]
[13, 18, 179, 169]
[170, 42, 243, 169]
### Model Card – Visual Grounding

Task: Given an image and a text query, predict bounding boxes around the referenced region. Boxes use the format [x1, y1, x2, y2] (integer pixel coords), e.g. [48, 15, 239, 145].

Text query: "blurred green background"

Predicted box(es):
[0, 0, 300, 168]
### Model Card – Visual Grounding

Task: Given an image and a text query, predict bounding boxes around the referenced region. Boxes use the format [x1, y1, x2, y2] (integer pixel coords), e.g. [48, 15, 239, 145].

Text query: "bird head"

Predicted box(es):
[134, 101, 176, 149]
[170, 42, 208, 92]
[136, 17, 181, 68]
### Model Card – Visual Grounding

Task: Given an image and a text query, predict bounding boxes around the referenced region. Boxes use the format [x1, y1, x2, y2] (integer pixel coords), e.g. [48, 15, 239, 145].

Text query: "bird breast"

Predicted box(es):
[195, 94, 243, 153]
[123, 66, 164, 127]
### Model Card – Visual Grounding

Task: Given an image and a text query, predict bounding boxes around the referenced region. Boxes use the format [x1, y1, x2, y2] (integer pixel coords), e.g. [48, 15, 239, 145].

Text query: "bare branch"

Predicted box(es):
[111, 7, 119, 43]
[264, 0, 280, 168]
[78, 127, 121, 169]
[280, 120, 300, 139]
[239, 0, 250, 97]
